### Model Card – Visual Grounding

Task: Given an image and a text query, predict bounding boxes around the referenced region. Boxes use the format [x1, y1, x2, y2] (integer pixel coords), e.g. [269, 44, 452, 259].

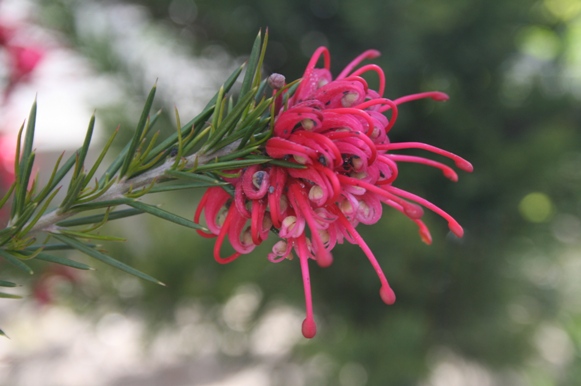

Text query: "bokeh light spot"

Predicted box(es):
[517, 26, 561, 61]
[519, 192, 553, 223]
[544, 0, 581, 21]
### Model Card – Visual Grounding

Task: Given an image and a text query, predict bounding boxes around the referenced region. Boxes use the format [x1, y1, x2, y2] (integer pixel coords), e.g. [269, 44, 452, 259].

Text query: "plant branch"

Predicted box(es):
[28, 141, 242, 235]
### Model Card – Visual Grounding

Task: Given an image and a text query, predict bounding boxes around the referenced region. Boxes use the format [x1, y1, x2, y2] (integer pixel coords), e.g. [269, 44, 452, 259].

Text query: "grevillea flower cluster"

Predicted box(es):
[195, 47, 472, 338]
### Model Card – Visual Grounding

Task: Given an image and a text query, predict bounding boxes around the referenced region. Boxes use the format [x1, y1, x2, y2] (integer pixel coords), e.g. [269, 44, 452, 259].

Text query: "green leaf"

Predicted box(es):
[73, 114, 96, 181]
[0, 280, 18, 288]
[147, 107, 213, 164]
[57, 208, 144, 227]
[60, 230, 126, 242]
[84, 129, 117, 187]
[164, 171, 227, 184]
[191, 158, 269, 172]
[239, 31, 263, 99]
[70, 198, 128, 211]
[19, 187, 61, 236]
[206, 65, 244, 110]
[181, 126, 211, 156]
[0, 249, 33, 275]
[125, 200, 207, 230]
[120, 84, 157, 176]
[0, 182, 15, 211]
[268, 159, 307, 169]
[11, 202, 38, 230]
[60, 174, 86, 211]
[51, 234, 164, 286]
[35, 151, 77, 203]
[204, 88, 258, 151]
[14, 101, 37, 216]
[25, 243, 95, 251]
[148, 181, 226, 194]
[210, 86, 226, 136]
[214, 146, 260, 162]
[14, 152, 36, 219]
[98, 136, 129, 188]
[33, 252, 94, 270]
[0, 292, 22, 299]
[75, 177, 116, 205]
[254, 77, 268, 104]
[145, 63, 244, 163]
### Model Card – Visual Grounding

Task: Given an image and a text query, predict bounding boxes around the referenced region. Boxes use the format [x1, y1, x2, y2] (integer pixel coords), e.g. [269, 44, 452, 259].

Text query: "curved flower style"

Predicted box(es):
[195, 47, 472, 338]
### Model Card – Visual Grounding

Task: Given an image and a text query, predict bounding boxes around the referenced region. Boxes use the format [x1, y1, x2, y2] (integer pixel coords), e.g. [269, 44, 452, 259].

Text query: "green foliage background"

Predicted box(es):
[11, 0, 581, 384]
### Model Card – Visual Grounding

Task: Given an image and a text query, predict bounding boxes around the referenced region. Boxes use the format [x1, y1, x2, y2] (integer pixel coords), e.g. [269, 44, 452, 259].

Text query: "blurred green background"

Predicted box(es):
[3, 0, 581, 385]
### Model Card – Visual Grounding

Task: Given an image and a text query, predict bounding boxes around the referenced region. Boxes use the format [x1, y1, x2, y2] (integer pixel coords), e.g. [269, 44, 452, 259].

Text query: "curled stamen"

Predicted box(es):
[242, 166, 270, 199]
[336, 49, 381, 79]
[375, 155, 399, 185]
[266, 137, 317, 162]
[293, 131, 343, 168]
[378, 142, 474, 172]
[326, 130, 377, 165]
[268, 240, 292, 263]
[214, 206, 243, 264]
[297, 234, 317, 339]
[348, 64, 386, 96]
[389, 154, 459, 182]
[354, 97, 399, 134]
[387, 186, 464, 237]
[251, 200, 267, 245]
[294, 46, 331, 102]
[326, 106, 378, 138]
[393, 91, 449, 105]
[290, 183, 333, 267]
[194, 190, 217, 238]
[335, 209, 396, 305]
[337, 174, 424, 219]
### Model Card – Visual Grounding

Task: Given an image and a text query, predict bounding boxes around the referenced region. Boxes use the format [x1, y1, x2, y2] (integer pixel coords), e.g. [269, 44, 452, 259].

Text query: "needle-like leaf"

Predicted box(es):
[120, 84, 157, 176]
[0, 293, 22, 299]
[57, 208, 144, 227]
[125, 200, 206, 230]
[0, 280, 18, 288]
[51, 234, 164, 286]
[0, 250, 33, 275]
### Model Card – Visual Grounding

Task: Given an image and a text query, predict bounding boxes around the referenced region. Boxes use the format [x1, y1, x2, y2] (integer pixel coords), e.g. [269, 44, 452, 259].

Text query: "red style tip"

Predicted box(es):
[456, 159, 474, 173]
[316, 252, 333, 268]
[431, 92, 449, 101]
[380, 286, 396, 305]
[302, 317, 317, 338]
[443, 168, 459, 182]
[404, 203, 424, 219]
[449, 222, 464, 238]
[419, 229, 432, 245]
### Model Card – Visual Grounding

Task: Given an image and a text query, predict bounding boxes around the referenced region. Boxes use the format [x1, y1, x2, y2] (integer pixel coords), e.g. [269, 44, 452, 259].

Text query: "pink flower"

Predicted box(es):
[0, 22, 44, 100]
[7, 45, 44, 80]
[195, 47, 472, 338]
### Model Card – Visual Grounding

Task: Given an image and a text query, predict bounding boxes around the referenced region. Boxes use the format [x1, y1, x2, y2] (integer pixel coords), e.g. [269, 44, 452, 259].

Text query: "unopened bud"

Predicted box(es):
[268, 73, 285, 90]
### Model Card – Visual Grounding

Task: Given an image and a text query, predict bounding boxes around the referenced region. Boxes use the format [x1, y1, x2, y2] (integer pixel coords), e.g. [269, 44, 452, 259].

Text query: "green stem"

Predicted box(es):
[27, 140, 242, 235]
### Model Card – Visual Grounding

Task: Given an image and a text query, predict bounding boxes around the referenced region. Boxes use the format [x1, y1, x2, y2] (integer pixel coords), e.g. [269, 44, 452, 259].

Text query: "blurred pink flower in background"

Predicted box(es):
[0, 19, 44, 101]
